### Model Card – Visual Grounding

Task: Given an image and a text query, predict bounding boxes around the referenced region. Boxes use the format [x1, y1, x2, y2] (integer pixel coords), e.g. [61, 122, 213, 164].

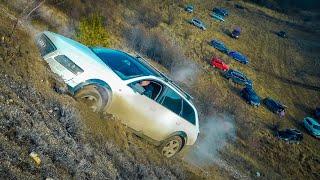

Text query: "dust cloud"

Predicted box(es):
[171, 60, 200, 85]
[184, 113, 236, 167]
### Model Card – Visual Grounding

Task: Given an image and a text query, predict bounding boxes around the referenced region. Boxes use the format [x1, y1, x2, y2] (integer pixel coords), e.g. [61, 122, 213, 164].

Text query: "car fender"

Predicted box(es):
[163, 131, 188, 148]
[70, 79, 112, 95]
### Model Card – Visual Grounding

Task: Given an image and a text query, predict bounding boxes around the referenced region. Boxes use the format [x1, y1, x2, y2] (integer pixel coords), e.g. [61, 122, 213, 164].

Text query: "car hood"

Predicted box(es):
[42, 31, 121, 83]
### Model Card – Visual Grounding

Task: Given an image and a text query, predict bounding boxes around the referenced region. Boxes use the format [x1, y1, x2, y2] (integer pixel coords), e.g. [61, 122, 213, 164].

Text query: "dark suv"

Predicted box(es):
[240, 85, 260, 107]
[276, 129, 303, 144]
[277, 31, 287, 38]
[315, 107, 320, 119]
[231, 27, 241, 39]
[224, 69, 252, 86]
[264, 97, 286, 117]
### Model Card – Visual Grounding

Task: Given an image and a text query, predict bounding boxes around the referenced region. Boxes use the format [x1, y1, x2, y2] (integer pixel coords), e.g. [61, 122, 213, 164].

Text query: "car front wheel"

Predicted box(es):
[160, 136, 184, 158]
[75, 85, 110, 113]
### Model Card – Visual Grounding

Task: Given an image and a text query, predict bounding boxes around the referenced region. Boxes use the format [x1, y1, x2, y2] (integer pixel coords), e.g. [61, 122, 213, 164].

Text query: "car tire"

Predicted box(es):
[160, 136, 184, 158]
[75, 85, 110, 113]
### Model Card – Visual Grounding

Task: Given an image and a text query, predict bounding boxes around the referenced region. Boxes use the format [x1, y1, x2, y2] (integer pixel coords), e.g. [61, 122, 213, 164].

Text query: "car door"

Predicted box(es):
[107, 77, 163, 132]
[141, 85, 185, 141]
[217, 61, 223, 69]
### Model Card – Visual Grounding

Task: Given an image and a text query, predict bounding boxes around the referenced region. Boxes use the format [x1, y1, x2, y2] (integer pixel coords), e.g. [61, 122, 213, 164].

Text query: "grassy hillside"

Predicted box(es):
[1, 0, 320, 179]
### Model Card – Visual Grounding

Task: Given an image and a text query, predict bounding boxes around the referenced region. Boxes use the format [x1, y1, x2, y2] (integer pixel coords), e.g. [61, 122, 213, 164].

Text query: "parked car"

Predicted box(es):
[277, 31, 287, 38]
[35, 31, 200, 158]
[189, 18, 206, 30]
[185, 5, 194, 13]
[303, 117, 320, 138]
[228, 51, 249, 64]
[263, 97, 287, 117]
[210, 39, 229, 54]
[211, 57, 229, 71]
[213, 7, 229, 16]
[210, 12, 225, 22]
[235, 4, 245, 9]
[315, 107, 320, 118]
[276, 129, 303, 144]
[240, 85, 260, 107]
[231, 27, 241, 39]
[224, 69, 252, 86]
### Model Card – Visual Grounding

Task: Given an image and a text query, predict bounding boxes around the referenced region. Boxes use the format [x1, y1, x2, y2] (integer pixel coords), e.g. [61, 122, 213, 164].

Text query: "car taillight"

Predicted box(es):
[36, 34, 56, 56]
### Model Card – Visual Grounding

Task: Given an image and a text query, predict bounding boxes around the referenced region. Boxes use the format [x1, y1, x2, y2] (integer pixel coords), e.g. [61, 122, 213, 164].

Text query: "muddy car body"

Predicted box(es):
[35, 31, 200, 157]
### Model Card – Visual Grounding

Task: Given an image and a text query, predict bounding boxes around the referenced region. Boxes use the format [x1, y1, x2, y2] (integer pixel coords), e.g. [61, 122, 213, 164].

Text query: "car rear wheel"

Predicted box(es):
[160, 136, 184, 158]
[75, 85, 110, 113]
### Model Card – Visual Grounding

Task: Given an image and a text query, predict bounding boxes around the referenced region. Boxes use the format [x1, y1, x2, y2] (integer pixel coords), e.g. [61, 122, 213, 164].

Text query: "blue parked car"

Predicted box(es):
[240, 85, 260, 107]
[213, 7, 229, 17]
[189, 18, 206, 30]
[185, 5, 194, 13]
[228, 51, 249, 64]
[303, 117, 320, 138]
[224, 69, 252, 86]
[210, 39, 229, 54]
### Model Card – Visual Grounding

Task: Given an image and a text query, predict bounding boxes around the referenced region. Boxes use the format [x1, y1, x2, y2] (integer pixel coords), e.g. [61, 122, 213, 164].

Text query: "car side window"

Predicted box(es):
[182, 100, 196, 125]
[128, 80, 163, 100]
[160, 88, 183, 115]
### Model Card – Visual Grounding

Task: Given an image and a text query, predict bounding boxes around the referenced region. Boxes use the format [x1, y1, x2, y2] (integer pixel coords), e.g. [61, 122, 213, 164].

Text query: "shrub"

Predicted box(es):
[77, 14, 111, 47]
[124, 25, 184, 70]
[137, 4, 162, 28]
[167, 8, 176, 25]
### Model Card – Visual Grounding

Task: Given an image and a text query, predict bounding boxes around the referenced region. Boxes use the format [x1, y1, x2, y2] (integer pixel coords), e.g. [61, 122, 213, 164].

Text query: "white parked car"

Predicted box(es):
[35, 31, 200, 157]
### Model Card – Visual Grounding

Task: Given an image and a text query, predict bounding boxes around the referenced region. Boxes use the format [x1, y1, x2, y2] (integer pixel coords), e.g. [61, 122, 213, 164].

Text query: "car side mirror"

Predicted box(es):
[128, 83, 145, 94]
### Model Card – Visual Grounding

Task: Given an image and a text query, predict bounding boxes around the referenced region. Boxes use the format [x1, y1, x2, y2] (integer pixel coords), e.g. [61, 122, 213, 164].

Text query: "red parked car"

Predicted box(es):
[211, 57, 229, 71]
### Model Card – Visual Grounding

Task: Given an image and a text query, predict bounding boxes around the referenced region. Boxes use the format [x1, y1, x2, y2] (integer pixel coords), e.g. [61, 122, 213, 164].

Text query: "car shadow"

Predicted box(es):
[222, 28, 232, 38]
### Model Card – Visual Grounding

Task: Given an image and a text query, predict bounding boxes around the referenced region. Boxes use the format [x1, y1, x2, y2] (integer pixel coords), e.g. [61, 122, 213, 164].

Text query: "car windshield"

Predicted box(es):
[91, 48, 160, 80]
[194, 20, 200, 23]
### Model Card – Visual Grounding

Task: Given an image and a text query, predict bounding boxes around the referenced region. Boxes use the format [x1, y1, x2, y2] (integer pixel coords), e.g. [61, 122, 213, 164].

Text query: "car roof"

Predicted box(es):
[230, 51, 243, 56]
[213, 58, 222, 62]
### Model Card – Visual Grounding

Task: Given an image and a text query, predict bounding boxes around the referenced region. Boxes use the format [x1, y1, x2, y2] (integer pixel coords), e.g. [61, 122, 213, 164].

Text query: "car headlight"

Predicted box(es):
[54, 55, 84, 75]
[36, 34, 56, 56]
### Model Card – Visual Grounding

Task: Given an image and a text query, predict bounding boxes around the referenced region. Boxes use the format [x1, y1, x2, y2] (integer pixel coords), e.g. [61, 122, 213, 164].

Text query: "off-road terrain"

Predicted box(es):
[0, 0, 320, 179]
